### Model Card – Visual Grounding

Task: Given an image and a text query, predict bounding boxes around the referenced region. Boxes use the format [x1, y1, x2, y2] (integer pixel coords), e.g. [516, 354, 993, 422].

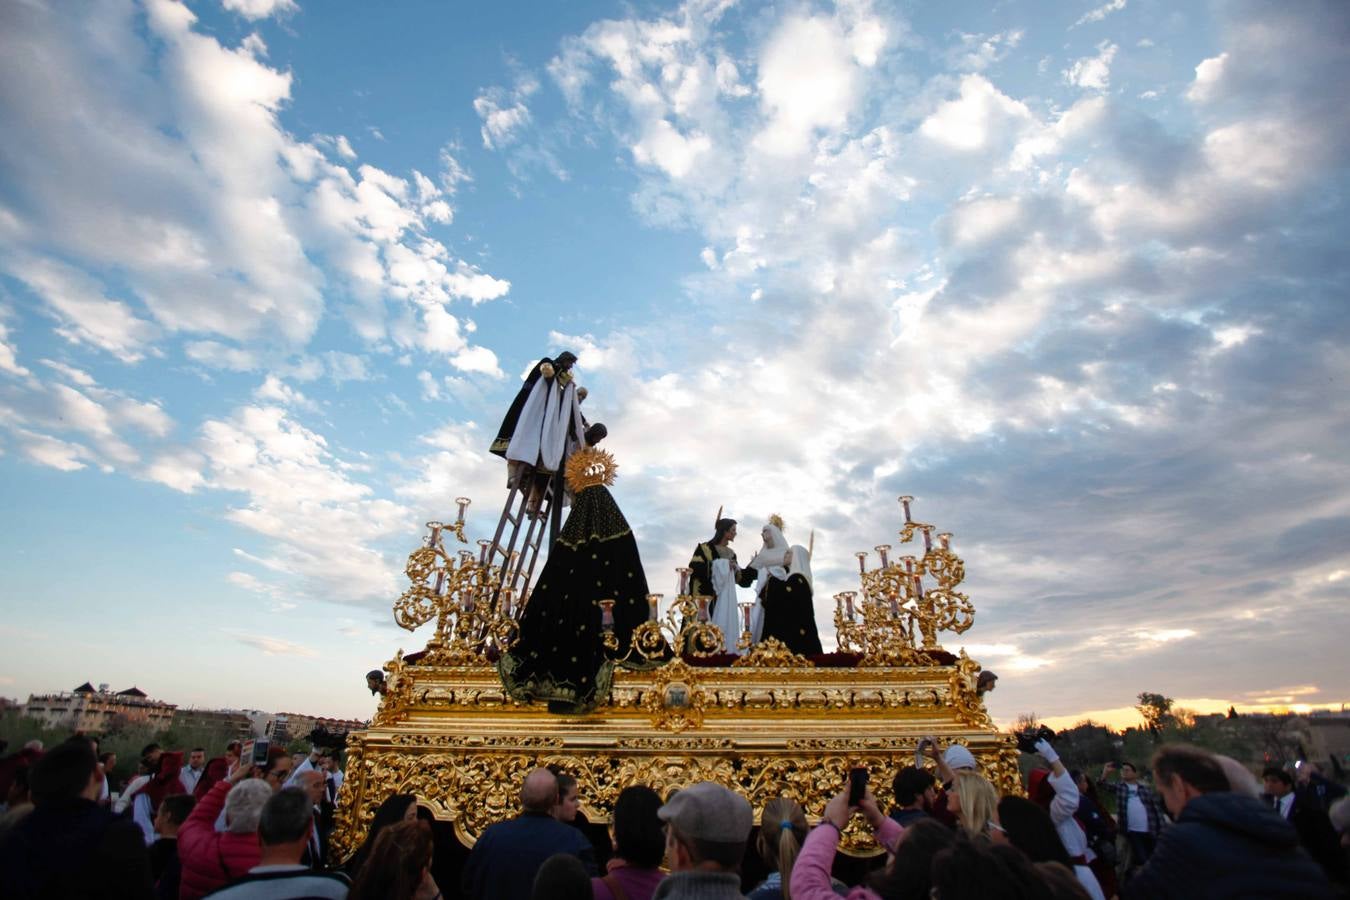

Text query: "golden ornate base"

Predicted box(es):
[331, 649, 1017, 860]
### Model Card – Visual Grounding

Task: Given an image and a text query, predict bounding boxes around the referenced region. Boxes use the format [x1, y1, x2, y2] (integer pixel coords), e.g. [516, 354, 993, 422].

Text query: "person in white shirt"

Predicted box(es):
[1028, 738, 1107, 900]
[179, 748, 206, 794]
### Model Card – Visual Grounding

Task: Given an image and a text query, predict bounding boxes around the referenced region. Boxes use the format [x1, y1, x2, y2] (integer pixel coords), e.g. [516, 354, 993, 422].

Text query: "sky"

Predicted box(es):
[1, 0, 1347, 729]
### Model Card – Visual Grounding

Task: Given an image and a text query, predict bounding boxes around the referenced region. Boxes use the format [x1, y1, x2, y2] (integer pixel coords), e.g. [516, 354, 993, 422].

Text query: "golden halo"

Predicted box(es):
[565, 447, 618, 492]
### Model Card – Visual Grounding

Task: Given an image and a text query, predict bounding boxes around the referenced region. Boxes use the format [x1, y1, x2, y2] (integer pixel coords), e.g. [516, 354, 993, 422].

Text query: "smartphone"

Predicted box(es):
[848, 767, 868, 806]
[251, 738, 271, 767]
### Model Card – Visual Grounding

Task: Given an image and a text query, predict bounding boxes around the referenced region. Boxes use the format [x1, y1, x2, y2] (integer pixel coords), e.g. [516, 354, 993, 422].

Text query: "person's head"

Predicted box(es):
[552, 771, 579, 822]
[554, 351, 578, 372]
[350, 819, 434, 900]
[530, 852, 591, 900]
[756, 797, 807, 896]
[224, 779, 271, 834]
[141, 743, 162, 767]
[225, 741, 242, 765]
[29, 737, 100, 805]
[711, 518, 738, 546]
[521, 767, 559, 814]
[99, 751, 116, 773]
[658, 781, 753, 873]
[870, 818, 956, 898]
[1026, 769, 1056, 810]
[297, 769, 326, 806]
[995, 796, 1071, 867]
[1261, 766, 1294, 798]
[1119, 761, 1139, 784]
[366, 671, 386, 695]
[1295, 760, 1320, 785]
[930, 833, 1036, 900]
[893, 766, 937, 809]
[1035, 859, 1094, 900]
[1329, 796, 1350, 849]
[1214, 755, 1260, 798]
[351, 820, 434, 900]
[584, 422, 608, 446]
[1152, 744, 1229, 818]
[976, 671, 998, 695]
[155, 793, 196, 838]
[611, 785, 664, 868]
[943, 744, 979, 774]
[259, 787, 313, 860]
[188, 748, 205, 770]
[948, 770, 1000, 838]
[263, 747, 292, 790]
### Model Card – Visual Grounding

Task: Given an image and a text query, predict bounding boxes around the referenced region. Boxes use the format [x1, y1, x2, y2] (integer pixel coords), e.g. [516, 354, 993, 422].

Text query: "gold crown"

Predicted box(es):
[768, 513, 785, 531]
[565, 447, 618, 492]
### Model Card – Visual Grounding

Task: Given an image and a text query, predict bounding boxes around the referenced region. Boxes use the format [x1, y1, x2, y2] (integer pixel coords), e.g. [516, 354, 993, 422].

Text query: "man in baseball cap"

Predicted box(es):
[655, 782, 753, 899]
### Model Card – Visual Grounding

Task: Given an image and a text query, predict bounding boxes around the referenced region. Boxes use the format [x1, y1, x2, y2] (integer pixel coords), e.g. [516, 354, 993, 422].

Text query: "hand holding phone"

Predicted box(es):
[847, 767, 868, 806]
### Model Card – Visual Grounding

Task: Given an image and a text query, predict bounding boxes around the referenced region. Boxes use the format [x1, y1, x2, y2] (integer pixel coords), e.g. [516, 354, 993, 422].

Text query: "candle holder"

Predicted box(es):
[392, 505, 519, 666]
[835, 496, 974, 663]
[620, 570, 727, 662]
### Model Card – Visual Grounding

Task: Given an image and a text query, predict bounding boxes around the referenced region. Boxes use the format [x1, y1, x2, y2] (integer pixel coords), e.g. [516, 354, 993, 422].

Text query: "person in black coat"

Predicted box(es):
[461, 768, 596, 900]
[1124, 745, 1333, 899]
[0, 737, 154, 900]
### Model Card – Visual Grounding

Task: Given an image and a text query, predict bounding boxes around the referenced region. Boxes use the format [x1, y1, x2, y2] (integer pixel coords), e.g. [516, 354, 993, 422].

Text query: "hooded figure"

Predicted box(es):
[748, 516, 822, 656]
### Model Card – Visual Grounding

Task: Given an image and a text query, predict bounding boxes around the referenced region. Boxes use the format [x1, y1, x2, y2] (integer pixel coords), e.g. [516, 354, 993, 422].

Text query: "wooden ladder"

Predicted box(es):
[486, 470, 565, 612]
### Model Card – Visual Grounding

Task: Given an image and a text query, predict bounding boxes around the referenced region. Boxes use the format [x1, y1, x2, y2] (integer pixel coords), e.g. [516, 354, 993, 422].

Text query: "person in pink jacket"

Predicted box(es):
[789, 786, 905, 900]
[176, 765, 270, 899]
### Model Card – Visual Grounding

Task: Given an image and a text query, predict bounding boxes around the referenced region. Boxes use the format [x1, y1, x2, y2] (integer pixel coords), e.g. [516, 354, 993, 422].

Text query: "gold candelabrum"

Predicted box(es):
[834, 496, 974, 665]
[392, 501, 729, 668]
[601, 567, 726, 662]
[392, 499, 520, 667]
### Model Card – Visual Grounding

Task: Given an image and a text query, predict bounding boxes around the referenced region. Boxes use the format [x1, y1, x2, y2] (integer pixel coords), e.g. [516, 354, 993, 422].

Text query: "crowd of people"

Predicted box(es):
[2, 728, 1348, 899]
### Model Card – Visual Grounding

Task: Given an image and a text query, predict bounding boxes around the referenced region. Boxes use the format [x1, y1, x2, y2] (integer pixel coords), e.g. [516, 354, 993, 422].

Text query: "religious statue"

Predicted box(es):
[687, 517, 758, 654]
[748, 515, 823, 656]
[497, 447, 650, 712]
[490, 351, 587, 516]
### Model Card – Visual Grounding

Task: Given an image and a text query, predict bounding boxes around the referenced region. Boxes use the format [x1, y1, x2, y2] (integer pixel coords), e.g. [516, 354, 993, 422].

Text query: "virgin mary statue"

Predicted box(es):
[498, 447, 650, 712]
[748, 515, 823, 656]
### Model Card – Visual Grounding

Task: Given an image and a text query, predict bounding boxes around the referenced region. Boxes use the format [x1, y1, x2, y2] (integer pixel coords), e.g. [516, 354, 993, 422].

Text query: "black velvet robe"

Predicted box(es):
[498, 484, 650, 711]
[758, 573, 823, 656]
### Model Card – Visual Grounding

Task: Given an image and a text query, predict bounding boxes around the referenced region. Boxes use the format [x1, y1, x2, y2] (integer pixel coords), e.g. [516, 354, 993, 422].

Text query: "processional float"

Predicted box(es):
[331, 457, 1016, 859]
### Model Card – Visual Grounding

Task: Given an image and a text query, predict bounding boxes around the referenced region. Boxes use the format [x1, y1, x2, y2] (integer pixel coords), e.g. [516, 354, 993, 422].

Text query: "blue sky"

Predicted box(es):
[1, 0, 1347, 727]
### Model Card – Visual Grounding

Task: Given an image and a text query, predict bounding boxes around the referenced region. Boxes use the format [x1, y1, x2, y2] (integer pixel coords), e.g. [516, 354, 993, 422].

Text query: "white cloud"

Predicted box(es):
[1187, 52, 1229, 104]
[754, 15, 871, 156]
[1073, 0, 1126, 29]
[919, 75, 1034, 152]
[220, 0, 299, 21]
[17, 429, 90, 472]
[227, 630, 318, 658]
[947, 30, 1024, 72]
[474, 88, 533, 150]
[1063, 41, 1118, 91]
[7, 255, 160, 363]
[0, 319, 28, 377]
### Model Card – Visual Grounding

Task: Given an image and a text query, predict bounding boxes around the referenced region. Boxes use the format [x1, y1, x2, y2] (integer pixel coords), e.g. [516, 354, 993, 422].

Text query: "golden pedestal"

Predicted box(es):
[332, 487, 1014, 860]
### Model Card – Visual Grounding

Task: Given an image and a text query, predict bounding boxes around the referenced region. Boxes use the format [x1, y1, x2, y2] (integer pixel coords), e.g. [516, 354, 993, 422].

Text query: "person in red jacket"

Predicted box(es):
[176, 764, 271, 899]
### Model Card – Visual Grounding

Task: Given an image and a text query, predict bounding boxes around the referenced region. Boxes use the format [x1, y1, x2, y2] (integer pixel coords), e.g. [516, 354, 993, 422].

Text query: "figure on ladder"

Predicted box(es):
[490, 351, 588, 519]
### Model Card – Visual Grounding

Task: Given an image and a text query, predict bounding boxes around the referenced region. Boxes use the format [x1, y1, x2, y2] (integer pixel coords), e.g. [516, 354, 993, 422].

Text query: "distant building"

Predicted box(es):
[171, 707, 255, 738]
[267, 712, 367, 745]
[23, 683, 176, 733]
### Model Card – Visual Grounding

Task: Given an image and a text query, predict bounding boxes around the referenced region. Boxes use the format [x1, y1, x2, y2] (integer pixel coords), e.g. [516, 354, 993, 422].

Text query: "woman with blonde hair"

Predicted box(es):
[749, 797, 810, 899]
[947, 770, 1000, 839]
